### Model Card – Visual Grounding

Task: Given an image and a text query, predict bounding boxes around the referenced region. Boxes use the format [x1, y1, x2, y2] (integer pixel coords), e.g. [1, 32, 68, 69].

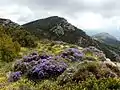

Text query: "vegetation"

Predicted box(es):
[0, 17, 120, 90]
[11, 30, 37, 47]
[0, 20, 37, 48]
[23, 16, 120, 62]
[0, 40, 119, 90]
[0, 26, 20, 62]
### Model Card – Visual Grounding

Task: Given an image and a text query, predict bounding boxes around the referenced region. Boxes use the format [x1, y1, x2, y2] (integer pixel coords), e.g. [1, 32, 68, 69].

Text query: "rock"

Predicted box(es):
[106, 58, 111, 61]
[108, 50, 120, 62]
[103, 60, 116, 67]
[116, 63, 120, 70]
[105, 71, 118, 78]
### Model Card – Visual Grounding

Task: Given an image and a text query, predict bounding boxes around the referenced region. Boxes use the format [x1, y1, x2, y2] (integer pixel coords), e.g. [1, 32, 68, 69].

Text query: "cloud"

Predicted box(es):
[11, 0, 120, 17]
[0, 0, 120, 39]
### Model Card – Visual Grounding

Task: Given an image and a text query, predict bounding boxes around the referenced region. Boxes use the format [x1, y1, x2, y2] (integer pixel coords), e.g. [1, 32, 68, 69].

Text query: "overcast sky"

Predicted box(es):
[0, 0, 120, 39]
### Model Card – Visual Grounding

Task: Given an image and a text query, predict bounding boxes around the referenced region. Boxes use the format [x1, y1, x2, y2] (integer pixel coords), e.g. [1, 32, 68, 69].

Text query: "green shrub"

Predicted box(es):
[58, 61, 120, 85]
[0, 25, 37, 48]
[3, 77, 120, 90]
[0, 33, 20, 62]
[11, 30, 37, 48]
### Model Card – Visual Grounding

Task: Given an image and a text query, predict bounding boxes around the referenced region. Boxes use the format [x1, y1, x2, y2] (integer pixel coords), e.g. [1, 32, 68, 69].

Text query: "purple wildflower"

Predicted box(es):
[8, 71, 22, 82]
[61, 48, 84, 61]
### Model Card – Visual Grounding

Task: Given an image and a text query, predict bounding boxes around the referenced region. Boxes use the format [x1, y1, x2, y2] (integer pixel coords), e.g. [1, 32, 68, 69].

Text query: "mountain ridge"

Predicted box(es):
[22, 16, 120, 62]
[92, 32, 120, 45]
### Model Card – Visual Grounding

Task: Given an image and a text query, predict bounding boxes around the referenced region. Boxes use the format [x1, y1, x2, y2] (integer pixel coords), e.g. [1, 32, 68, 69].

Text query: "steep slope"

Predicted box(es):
[0, 18, 19, 26]
[23, 16, 98, 47]
[92, 32, 120, 45]
[0, 18, 37, 47]
[22, 16, 120, 62]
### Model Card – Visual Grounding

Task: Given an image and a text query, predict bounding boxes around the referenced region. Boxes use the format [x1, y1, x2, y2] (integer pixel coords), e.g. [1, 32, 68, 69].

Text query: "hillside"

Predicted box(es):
[0, 18, 37, 47]
[23, 16, 120, 62]
[0, 17, 120, 90]
[0, 39, 120, 90]
[92, 32, 120, 45]
[23, 16, 95, 47]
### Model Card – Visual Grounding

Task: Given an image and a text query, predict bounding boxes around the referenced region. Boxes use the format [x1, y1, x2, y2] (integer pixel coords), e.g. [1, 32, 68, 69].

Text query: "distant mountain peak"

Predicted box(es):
[92, 32, 120, 45]
[93, 32, 118, 40]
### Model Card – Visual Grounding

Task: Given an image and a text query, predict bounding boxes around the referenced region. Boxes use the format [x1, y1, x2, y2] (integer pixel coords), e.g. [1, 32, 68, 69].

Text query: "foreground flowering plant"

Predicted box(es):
[9, 52, 67, 82]
[8, 71, 22, 82]
[61, 48, 84, 61]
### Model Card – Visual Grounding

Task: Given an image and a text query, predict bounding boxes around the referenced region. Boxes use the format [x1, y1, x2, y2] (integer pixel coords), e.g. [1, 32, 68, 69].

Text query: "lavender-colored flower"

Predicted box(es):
[33, 67, 40, 73]
[41, 59, 47, 63]
[28, 59, 67, 80]
[13, 51, 68, 81]
[61, 48, 84, 61]
[8, 71, 22, 82]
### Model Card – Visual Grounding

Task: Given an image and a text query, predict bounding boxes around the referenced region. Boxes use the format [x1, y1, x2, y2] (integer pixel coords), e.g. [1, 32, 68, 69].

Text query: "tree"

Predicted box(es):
[0, 26, 20, 62]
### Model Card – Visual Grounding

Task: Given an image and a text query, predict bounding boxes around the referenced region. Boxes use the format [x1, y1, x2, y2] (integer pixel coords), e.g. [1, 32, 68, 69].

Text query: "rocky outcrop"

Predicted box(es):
[0, 18, 21, 29]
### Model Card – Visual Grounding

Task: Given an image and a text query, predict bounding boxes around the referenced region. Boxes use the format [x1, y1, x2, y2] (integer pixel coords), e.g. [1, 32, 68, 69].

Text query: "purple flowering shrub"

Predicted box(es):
[11, 52, 67, 81]
[61, 48, 84, 61]
[82, 46, 106, 61]
[8, 71, 22, 82]
[27, 59, 67, 80]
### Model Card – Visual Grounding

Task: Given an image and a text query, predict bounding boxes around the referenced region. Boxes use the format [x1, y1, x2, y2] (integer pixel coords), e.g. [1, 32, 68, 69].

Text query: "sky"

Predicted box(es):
[0, 0, 120, 39]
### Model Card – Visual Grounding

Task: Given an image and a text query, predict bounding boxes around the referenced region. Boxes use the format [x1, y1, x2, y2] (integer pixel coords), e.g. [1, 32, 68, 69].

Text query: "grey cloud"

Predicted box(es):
[1, 0, 120, 23]
[9, 0, 120, 18]
[1, 0, 120, 39]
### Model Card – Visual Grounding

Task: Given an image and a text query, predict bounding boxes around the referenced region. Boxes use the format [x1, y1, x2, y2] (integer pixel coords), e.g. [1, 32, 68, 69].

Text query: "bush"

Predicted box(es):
[78, 77, 120, 90]
[8, 71, 22, 82]
[82, 46, 106, 61]
[58, 61, 120, 85]
[1, 25, 37, 48]
[61, 48, 84, 62]
[6, 76, 120, 90]
[11, 30, 37, 47]
[13, 52, 67, 81]
[0, 34, 20, 62]
[28, 59, 67, 80]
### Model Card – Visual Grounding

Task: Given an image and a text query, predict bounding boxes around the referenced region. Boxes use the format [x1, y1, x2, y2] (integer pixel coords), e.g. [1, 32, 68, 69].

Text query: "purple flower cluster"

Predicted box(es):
[28, 59, 67, 80]
[82, 46, 106, 61]
[8, 71, 22, 82]
[61, 48, 84, 61]
[12, 52, 67, 81]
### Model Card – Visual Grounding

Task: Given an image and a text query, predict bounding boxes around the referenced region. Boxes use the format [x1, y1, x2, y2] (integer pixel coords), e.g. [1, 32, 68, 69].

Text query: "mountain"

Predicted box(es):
[92, 32, 120, 45]
[22, 16, 120, 62]
[22, 16, 98, 47]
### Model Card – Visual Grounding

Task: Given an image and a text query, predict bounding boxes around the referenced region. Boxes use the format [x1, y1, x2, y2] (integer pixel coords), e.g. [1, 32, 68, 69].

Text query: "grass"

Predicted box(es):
[0, 41, 120, 90]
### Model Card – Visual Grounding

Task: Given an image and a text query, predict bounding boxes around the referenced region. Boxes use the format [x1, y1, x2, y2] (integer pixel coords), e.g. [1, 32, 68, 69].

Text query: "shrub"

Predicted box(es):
[58, 61, 120, 85]
[28, 59, 67, 80]
[13, 52, 67, 81]
[8, 71, 22, 82]
[61, 48, 84, 62]
[82, 46, 106, 61]
[0, 34, 20, 62]
[11, 30, 37, 47]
